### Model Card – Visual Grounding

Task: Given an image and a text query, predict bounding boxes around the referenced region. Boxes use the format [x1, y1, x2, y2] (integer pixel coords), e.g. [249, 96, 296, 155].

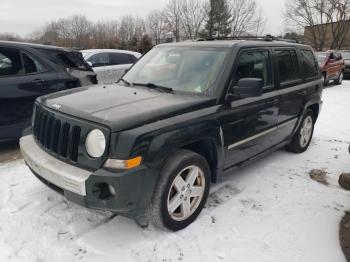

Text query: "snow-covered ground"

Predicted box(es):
[1, 82, 350, 262]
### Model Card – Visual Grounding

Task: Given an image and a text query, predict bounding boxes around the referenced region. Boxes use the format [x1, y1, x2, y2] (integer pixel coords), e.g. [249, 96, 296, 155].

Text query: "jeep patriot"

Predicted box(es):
[20, 39, 323, 231]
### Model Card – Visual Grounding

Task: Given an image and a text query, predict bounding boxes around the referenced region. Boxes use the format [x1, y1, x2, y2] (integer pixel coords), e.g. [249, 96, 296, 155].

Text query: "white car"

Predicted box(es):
[81, 49, 141, 84]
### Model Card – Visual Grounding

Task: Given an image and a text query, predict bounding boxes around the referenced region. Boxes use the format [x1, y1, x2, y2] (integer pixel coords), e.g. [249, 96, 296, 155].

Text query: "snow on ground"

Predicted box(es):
[1, 82, 350, 262]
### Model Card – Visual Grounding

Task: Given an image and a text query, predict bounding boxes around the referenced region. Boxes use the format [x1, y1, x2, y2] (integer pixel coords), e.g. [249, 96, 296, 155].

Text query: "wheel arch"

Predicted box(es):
[308, 103, 320, 120]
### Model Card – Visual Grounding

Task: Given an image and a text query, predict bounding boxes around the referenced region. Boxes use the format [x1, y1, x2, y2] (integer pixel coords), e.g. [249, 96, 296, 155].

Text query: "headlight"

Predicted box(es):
[85, 129, 106, 158]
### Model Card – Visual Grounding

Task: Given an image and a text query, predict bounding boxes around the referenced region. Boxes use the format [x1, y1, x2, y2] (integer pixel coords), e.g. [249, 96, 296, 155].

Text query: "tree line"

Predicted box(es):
[0, 0, 266, 53]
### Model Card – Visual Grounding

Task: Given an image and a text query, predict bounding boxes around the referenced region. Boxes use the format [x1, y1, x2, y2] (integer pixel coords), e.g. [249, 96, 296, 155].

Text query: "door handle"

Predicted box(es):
[298, 90, 307, 96]
[31, 79, 45, 85]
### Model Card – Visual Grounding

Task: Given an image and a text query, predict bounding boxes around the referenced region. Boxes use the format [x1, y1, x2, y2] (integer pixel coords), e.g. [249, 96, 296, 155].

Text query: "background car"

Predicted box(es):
[81, 49, 141, 84]
[0, 41, 97, 142]
[339, 50, 350, 78]
[316, 50, 345, 86]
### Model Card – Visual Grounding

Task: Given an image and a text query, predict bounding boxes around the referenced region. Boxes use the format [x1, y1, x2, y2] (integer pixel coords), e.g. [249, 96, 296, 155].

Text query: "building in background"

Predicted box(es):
[304, 20, 350, 51]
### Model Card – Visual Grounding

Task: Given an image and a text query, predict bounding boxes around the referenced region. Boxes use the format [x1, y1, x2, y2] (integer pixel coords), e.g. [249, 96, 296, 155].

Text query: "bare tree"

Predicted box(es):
[92, 20, 120, 48]
[147, 10, 166, 44]
[0, 33, 22, 41]
[254, 7, 267, 36]
[230, 0, 260, 37]
[285, 0, 330, 50]
[163, 0, 184, 42]
[325, 0, 350, 49]
[69, 15, 92, 48]
[180, 0, 207, 40]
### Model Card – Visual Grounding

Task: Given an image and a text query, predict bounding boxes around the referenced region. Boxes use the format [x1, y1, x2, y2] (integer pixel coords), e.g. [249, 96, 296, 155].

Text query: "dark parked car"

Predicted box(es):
[20, 39, 322, 231]
[0, 41, 97, 142]
[316, 50, 345, 86]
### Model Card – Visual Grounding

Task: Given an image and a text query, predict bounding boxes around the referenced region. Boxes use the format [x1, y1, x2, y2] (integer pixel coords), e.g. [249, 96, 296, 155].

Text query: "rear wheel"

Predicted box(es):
[335, 71, 344, 85]
[149, 150, 210, 231]
[286, 110, 315, 153]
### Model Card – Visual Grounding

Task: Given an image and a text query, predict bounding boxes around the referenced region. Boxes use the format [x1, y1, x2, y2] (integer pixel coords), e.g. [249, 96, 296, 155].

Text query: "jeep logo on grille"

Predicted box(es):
[52, 103, 62, 110]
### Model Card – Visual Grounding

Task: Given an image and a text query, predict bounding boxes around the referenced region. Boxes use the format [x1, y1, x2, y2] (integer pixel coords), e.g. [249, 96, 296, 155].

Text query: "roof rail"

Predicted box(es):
[196, 35, 300, 43]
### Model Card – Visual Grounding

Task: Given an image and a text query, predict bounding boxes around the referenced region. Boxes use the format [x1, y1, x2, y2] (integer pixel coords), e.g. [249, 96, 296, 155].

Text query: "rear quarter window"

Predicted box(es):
[36, 48, 91, 71]
[300, 50, 319, 80]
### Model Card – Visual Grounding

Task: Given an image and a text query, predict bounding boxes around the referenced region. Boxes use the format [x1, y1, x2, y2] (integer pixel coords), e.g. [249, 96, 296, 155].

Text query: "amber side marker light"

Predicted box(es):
[104, 156, 143, 170]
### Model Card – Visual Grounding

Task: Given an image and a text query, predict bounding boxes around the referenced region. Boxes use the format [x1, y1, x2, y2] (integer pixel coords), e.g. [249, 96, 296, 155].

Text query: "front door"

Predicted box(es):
[219, 49, 280, 169]
[0, 47, 57, 140]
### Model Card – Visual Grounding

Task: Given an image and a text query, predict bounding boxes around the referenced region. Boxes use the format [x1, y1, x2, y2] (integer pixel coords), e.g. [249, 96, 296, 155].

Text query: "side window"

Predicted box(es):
[276, 50, 300, 84]
[128, 54, 138, 64]
[110, 53, 133, 65]
[234, 50, 272, 88]
[0, 48, 24, 77]
[22, 53, 45, 74]
[87, 53, 109, 67]
[300, 50, 319, 80]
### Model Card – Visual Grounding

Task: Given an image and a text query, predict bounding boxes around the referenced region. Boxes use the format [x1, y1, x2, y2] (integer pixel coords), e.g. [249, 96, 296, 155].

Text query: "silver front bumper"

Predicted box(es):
[20, 135, 91, 196]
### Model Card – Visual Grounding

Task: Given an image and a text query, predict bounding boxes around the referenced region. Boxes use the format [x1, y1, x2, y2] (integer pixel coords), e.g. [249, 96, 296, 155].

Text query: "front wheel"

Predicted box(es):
[335, 71, 344, 85]
[149, 150, 210, 231]
[286, 110, 315, 153]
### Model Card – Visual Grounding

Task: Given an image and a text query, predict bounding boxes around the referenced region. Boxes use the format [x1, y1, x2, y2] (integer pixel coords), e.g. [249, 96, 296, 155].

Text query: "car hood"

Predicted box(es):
[38, 84, 216, 132]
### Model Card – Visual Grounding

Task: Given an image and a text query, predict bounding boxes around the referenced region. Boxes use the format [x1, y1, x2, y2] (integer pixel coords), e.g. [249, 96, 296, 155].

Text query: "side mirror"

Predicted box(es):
[87, 61, 93, 67]
[233, 78, 263, 98]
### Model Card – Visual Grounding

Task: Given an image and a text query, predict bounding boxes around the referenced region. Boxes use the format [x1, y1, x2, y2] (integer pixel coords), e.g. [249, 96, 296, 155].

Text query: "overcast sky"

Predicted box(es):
[0, 0, 286, 37]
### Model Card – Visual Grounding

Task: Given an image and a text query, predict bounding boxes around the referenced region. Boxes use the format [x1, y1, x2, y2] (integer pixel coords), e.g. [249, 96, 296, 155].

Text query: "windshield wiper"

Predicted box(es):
[118, 78, 131, 86]
[132, 83, 174, 93]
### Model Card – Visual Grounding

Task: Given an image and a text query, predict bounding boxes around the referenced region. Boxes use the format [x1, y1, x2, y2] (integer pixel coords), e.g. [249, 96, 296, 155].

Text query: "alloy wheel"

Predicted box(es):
[167, 165, 205, 221]
[300, 116, 313, 148]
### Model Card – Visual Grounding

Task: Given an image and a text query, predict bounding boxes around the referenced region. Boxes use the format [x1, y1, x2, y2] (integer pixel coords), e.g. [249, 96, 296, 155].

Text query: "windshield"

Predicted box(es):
[316, 52, 327, 63]
[122, 46, 228, 94]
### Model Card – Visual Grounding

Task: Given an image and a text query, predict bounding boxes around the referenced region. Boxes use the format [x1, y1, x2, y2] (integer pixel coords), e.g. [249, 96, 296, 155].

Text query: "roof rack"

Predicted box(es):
[196, 35, 300, 43]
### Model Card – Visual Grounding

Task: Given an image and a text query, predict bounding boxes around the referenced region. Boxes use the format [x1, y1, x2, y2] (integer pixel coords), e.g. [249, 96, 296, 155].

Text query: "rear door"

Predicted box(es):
[274, 48, 313, 143]
[220, 48, 280, 169]
[0, 47, 57, 139]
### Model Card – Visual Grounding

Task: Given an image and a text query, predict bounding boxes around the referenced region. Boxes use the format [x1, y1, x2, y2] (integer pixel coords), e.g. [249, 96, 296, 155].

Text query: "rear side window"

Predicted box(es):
[88, 53, 109, 67]
[36, 48, 91, 71]
[234, 50, 273, 88]
[109, 53, 134, 65]
[57, 52, 90, 71]
[276, 50, 300, 84]
[0, 48, 24, 77]
[22, 53, 45, 74]
[300, 50, 319, 79]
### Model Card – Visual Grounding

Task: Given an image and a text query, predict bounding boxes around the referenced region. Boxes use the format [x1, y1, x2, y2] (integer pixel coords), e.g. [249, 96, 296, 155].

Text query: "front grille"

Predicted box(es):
[32, 104, 110, 170]
[33, 106, 81, 162]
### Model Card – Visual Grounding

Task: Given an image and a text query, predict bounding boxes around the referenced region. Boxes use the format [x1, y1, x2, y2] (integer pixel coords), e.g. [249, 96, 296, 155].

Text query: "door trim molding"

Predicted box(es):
[227, 118, 298, 150]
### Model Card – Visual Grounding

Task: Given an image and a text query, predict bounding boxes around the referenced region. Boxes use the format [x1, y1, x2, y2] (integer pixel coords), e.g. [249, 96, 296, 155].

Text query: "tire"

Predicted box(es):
[335, 71, 344, 85]
[286, 109, 315, 154]
[148, 149, 211, 231]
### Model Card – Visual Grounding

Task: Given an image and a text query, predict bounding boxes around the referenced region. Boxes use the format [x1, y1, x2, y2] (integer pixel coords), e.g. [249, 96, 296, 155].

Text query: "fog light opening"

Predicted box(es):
[92, 183, 116, 200]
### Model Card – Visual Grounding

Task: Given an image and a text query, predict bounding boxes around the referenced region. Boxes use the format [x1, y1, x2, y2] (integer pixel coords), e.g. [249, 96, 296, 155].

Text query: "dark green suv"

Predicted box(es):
[20, 39, 323, 231]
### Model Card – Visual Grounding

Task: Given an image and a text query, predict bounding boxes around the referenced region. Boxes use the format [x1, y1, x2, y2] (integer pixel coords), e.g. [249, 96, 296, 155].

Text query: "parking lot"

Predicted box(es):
[0, 82, 349, 262]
